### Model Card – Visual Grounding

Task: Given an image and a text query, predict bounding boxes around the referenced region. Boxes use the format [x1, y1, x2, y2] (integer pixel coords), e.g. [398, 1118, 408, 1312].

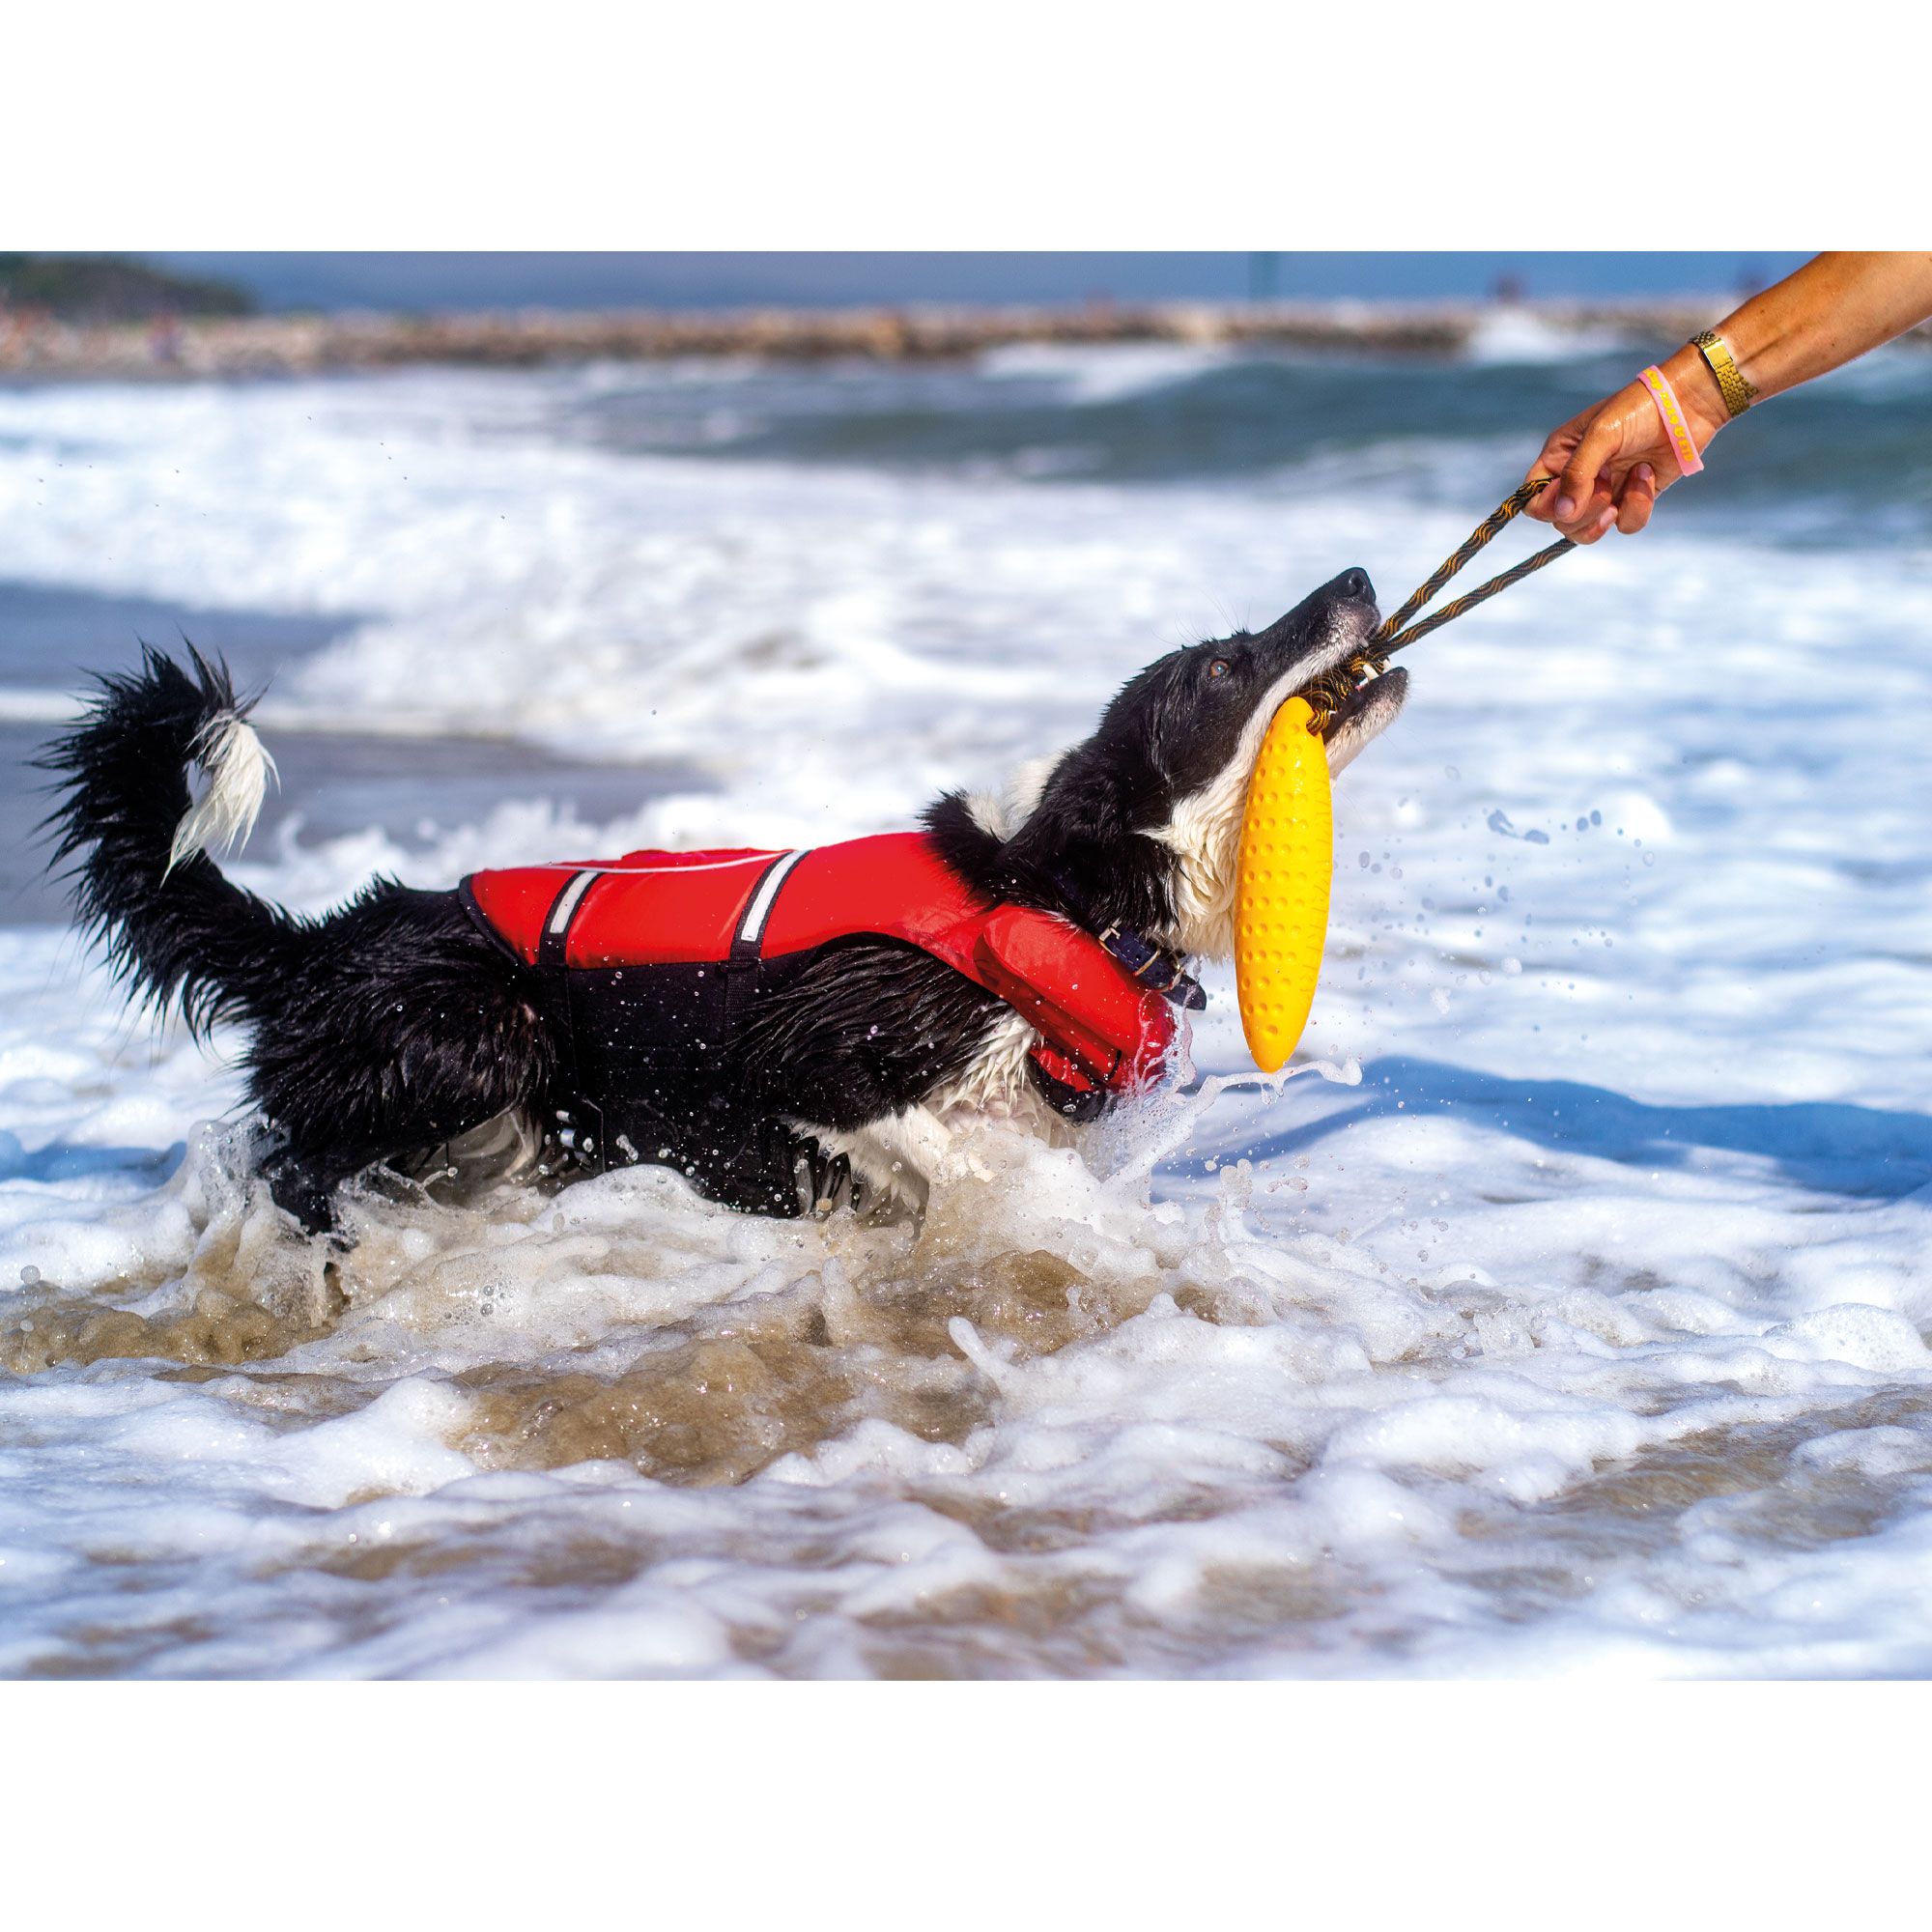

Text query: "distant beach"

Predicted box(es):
[7, 296, 1923, 380]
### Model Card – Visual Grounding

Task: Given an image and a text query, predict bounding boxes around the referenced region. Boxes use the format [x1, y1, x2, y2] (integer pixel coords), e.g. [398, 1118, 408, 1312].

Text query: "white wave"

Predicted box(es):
[1463, 308, 1634, 366]
[0, 688, 84, 724]
[976, 339, 1236, 403]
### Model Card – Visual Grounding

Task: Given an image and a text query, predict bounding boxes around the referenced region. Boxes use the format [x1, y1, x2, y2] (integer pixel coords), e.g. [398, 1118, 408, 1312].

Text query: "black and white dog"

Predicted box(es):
[42, 568, 1405, 1232]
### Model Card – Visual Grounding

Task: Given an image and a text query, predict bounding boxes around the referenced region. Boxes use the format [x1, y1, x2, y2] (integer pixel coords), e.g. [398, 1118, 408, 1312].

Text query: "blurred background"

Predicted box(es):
[58, 250, 1813, 311]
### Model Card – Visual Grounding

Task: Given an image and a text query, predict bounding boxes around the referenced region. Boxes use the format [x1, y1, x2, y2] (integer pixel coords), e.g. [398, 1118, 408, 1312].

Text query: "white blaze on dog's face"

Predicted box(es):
[1145, 568, 1407, 959]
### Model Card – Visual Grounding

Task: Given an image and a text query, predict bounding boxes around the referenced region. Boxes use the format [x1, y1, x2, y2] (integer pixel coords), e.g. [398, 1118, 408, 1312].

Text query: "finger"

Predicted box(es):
[1554, 417, 1624, 535]
[1570, 500, 1620, 547]
[1616, 462, 1659, 536]
[1524, 417, 1589, 521]
[1555, 472, 1618, 543]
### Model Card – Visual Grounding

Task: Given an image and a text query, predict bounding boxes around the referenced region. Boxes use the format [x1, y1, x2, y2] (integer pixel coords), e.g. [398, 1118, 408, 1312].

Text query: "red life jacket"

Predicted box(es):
[461, 831, 1177, 1102]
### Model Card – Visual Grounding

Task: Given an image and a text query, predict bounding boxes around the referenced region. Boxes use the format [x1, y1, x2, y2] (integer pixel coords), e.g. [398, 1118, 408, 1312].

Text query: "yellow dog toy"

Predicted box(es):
[1234, 697, 1332, 1072]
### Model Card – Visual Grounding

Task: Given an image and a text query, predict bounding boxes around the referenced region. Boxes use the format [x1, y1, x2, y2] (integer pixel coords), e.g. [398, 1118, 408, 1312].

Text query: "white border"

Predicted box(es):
[7, 4, 1920, 246]
[3, 7, 1924, 1916]
[1, 1684, 1924, 1924]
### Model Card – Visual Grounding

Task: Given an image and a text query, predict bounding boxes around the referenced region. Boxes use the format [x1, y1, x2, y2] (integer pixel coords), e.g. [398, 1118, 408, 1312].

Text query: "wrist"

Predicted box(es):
[1659, 345, 1730, 450]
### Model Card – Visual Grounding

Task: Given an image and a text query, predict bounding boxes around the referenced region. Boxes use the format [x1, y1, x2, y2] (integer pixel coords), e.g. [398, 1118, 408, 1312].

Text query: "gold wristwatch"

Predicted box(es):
[1690, 329, 1758, 418]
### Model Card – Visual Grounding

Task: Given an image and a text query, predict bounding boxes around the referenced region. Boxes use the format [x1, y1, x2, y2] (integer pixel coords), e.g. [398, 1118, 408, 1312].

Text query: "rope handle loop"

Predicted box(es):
[1300, 477, 1573, 729]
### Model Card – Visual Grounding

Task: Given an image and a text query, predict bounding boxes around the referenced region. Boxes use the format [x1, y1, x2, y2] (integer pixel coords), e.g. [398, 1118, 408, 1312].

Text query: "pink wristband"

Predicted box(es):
[1637, 364, 1705, 477]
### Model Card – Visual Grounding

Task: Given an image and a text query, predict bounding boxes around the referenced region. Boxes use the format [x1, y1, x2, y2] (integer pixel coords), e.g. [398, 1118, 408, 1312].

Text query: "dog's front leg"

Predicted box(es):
[658, 1109, 845, 1219]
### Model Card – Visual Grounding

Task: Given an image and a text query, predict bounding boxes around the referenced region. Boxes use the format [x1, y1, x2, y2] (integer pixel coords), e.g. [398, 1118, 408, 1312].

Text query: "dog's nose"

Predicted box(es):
[1335, 567, 1374, 603]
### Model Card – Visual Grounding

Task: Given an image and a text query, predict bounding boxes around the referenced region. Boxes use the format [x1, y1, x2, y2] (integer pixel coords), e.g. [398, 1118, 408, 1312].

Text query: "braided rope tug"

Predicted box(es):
[1234, 477, 1573, 1071]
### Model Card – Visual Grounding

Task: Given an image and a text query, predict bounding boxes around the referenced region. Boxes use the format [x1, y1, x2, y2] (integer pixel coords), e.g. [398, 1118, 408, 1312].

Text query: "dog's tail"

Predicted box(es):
[40, 646, 302, 1034]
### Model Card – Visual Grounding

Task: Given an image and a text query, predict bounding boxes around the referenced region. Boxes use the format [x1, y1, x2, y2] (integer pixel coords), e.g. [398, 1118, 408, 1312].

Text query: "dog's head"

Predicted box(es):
[932, 567, 1407, 961]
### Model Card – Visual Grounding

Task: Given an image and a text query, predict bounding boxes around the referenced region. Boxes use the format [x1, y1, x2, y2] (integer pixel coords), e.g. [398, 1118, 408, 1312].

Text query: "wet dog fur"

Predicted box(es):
[41, 567, 1406, 1231]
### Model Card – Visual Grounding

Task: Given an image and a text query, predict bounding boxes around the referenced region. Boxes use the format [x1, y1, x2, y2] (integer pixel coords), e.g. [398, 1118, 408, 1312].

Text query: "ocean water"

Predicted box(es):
[3, 334, 1932, 1677]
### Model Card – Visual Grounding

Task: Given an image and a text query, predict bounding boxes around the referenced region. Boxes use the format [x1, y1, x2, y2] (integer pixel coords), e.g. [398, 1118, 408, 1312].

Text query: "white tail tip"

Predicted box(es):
[166, 712, 276, 876]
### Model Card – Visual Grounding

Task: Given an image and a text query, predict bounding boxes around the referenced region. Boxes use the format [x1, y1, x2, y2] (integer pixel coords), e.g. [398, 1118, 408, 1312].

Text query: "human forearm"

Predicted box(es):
[1709, 251, 1932, 402]
[1524, 251, 1932, 543]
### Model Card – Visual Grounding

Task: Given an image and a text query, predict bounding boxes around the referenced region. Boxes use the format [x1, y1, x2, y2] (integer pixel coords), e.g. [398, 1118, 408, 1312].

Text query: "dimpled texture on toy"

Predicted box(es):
[1235, 696, 1333, 1072]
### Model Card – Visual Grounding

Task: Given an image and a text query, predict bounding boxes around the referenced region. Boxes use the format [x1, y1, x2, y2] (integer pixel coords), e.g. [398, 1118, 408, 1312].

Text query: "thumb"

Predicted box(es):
[1523, 412, 1590, 522]
[1553, 415, 1624, 530]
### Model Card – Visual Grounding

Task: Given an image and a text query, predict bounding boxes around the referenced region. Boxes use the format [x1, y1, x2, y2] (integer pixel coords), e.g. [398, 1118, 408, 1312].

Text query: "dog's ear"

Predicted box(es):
[922, 791, 1008, 897]
[999, 749, 1171, 933]
[924, 747, 1130, 903]
[928, 748, 1172, 935]
[1006, 750, 1129, 869]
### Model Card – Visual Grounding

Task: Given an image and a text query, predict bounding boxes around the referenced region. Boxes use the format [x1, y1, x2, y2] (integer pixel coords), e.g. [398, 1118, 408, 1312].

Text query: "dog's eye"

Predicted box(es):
[1207, 659, 1230, 678]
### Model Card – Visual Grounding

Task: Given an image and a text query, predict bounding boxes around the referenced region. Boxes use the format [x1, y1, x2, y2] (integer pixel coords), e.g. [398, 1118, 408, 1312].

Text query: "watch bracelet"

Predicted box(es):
[1690, 328, 1759, 418]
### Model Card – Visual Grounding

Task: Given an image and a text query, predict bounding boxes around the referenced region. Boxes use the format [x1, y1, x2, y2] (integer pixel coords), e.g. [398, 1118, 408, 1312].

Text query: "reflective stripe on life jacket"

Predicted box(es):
[461, 831, 1177, 1097]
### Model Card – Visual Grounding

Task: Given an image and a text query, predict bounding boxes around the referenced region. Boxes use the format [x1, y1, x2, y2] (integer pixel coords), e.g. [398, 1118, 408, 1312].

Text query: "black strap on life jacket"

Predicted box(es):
[532, 852, 811, 1155]
[724, 848, 809, 1032]
[536, 868, 602, 973]
[538, 867, 605, 1166]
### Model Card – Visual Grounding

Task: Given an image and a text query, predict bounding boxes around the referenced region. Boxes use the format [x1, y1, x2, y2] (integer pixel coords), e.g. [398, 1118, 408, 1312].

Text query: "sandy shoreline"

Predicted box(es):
[8, 296, 1912, 381]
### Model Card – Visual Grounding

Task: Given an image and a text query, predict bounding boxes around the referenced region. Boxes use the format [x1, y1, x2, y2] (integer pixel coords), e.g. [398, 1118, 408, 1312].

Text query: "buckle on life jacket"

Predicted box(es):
[1095, 923, 1208, 1010]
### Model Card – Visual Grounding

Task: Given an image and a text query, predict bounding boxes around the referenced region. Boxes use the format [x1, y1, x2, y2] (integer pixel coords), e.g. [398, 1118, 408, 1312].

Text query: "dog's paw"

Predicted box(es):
[748, 1119, 856, 1219]
[794, 1135, 859, 1219]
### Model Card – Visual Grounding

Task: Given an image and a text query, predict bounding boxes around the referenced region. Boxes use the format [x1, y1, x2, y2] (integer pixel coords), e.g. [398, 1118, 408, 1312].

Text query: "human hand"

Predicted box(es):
[1524, 347, 1729, 543]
